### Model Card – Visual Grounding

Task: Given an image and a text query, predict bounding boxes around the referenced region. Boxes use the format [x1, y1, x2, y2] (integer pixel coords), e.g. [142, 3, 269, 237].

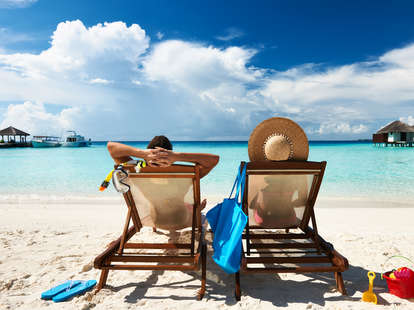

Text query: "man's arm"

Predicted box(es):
[107, 142, 168, 165]
[107, 142, 219, 177]
[153, 148, 219, 178]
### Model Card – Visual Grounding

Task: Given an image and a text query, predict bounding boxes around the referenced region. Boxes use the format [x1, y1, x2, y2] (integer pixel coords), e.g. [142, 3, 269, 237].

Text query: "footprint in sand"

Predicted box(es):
[57, 265, 66, 271]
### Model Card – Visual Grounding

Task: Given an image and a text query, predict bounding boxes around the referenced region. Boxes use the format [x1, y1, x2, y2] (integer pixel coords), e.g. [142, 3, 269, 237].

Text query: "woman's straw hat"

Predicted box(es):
[248, 117, 309, 161]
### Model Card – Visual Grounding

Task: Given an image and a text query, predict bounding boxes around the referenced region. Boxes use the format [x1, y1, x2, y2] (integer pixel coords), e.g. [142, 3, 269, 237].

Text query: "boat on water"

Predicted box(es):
[62, 131, 91, 147]
[31, 136, 62, 148]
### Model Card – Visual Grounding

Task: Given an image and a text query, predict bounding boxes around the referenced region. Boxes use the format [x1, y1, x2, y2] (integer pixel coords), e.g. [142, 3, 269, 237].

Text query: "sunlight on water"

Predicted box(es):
[1, 141, 413, 201]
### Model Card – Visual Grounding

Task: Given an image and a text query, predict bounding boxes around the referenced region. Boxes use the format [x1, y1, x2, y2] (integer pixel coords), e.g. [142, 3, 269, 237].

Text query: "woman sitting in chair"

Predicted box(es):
[247, 117, 310, 228]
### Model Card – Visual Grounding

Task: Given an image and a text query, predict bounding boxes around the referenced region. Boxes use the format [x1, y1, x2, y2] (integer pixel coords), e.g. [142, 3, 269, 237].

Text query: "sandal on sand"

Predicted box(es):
[41, 280, 81, 300]
[52, 280, 97, 302]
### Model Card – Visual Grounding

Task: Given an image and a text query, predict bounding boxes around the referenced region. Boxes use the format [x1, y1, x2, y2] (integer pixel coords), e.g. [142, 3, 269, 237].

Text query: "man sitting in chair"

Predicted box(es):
[107, 135, 219, 177]
[107, 135, 219, 214]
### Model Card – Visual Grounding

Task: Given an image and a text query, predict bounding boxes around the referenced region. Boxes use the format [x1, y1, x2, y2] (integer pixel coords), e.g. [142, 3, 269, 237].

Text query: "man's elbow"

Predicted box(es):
[212, 154, 219, 168]
[107, 141, 116, 156]
[206, 154, 220, 173]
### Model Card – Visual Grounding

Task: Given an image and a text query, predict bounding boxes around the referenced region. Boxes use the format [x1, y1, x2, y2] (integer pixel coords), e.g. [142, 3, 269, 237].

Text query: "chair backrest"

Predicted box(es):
[124, 164, 201, 231]
[243, 160, 326, 230]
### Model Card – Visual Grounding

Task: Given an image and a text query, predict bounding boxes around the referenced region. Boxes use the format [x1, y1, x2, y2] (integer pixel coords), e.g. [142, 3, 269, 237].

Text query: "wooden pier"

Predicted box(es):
[0, 142, 32, 148]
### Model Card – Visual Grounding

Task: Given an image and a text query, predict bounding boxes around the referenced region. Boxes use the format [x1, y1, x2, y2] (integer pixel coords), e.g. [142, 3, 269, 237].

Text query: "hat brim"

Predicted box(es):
[248, 117, 309, 161]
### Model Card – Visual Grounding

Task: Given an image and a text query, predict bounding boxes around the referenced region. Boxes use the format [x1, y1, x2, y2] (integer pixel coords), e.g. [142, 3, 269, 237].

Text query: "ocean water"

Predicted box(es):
[1, 141, 414, 202]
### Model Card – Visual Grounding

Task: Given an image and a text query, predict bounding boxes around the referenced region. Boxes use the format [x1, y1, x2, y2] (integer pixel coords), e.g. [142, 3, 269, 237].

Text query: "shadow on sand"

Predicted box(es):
[101, 246, 399, 307]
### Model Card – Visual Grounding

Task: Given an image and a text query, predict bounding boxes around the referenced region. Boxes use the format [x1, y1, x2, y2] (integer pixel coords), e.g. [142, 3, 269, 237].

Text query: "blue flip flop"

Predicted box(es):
[52, 280, 97, 302]
[41, 280, 81, 300]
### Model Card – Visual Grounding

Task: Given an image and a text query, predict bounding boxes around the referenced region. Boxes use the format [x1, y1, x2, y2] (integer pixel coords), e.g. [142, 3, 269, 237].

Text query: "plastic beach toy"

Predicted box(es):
[52, 280, 97, 302]
[382, 255, 414, 299]
[362, 271, 378, 304]
[41, 280, 81, 300]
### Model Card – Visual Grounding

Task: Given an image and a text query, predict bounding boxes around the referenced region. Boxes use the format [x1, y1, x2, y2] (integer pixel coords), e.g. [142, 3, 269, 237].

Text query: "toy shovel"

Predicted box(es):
[362, 271, 378, 304]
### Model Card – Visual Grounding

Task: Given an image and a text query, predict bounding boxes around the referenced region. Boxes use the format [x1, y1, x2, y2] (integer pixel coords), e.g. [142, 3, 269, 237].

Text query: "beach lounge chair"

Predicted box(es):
[94, 164, 207, 300]
[234, 160, 348, 300]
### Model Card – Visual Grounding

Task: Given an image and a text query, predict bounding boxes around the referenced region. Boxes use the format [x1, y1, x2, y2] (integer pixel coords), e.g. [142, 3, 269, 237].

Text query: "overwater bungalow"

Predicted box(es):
[372, 120, 414, 147]
[0, 126, 31, 148]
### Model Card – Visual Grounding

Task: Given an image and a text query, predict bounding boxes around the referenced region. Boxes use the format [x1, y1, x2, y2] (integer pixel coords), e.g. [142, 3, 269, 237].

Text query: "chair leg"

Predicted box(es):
[96, 269, 109, 292]
[235, 271, 241, 301]
[335, 272, 347, 295]
[197, 243, 207, 300]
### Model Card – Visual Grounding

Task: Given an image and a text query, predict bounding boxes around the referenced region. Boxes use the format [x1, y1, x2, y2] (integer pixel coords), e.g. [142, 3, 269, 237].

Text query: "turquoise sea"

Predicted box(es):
[1, 141, 414, 202]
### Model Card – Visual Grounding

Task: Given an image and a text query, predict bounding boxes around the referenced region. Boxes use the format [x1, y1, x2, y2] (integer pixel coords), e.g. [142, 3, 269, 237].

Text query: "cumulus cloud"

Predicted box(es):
[1, 20, 414, 140]
[0, 20, 149, 81]
[0, 101, 75, 135]
[143, 40, 258, 92]
[259, 45, 414, 135]
[0, 0, 37, 8]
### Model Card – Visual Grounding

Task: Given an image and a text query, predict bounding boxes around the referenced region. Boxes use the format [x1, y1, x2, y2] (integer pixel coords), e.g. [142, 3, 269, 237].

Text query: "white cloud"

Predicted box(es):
[156, 32, 164, 40]
[0, 0, 37, 8]
[143, 40, 258, 91]
[259, 44, 414, 136]
[315, 122, 368, 135]
[379, 44, 414, 68]
[0, 20, 149, 80]
[1, 20, 414, 140]
[0, 101, 76, 135]
[400, 116, 414, 126]
[216, 27, 244, 41]
[89, 78, 111, 85]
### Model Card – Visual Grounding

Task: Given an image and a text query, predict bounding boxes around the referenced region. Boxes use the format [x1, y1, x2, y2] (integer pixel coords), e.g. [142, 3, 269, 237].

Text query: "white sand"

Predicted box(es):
[1, 197, 414, 309]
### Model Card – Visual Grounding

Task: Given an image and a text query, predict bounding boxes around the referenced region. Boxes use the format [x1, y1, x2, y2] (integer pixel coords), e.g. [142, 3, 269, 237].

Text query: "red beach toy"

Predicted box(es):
[382, 256, 414, 299]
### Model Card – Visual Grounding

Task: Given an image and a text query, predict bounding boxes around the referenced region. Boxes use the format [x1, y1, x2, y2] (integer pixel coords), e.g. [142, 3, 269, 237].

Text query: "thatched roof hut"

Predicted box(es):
[373, 120, 414, 145]
[376, 120, 414, 134]
[0, 126, 30, 143]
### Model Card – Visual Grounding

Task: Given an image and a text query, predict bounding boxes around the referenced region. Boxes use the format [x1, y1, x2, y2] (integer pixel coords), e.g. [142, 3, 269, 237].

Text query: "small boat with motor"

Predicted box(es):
[31, 136, 62, 148]
[62, 131, 91, 147]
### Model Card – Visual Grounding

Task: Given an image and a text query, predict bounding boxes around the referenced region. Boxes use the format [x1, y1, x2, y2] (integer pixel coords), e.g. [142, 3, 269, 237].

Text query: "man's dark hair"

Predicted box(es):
[147, 135, 173, 150]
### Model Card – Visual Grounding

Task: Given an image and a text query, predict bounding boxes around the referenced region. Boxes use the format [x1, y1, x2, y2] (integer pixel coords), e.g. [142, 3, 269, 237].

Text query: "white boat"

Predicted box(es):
[31, 136, 62, 148]
[62, 131, 91, 147]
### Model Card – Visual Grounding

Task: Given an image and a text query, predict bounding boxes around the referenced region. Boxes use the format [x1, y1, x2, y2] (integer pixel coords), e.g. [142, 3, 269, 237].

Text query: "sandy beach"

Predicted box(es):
[1, 197, 414, 310]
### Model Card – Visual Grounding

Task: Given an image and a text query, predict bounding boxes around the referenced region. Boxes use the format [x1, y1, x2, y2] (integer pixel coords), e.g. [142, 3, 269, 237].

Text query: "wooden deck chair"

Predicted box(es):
[94, 164, 207, 300]
[234, 160, 348, 300]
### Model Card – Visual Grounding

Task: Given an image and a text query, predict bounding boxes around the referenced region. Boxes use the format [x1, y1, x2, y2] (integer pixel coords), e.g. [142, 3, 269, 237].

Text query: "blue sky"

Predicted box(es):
[1, 0, 414, 140]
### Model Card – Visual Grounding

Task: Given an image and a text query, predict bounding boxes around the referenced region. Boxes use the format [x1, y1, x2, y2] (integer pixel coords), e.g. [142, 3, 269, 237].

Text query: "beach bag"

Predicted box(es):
[206, 163, 247, 274]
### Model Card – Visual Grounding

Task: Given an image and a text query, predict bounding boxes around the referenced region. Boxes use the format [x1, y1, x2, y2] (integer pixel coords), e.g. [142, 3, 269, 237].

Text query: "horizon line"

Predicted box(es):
[91, 139, 373, 143]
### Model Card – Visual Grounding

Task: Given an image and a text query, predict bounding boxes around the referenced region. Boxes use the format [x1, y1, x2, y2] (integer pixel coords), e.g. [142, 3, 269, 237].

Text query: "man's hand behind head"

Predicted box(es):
[146, 147, 175, 167]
